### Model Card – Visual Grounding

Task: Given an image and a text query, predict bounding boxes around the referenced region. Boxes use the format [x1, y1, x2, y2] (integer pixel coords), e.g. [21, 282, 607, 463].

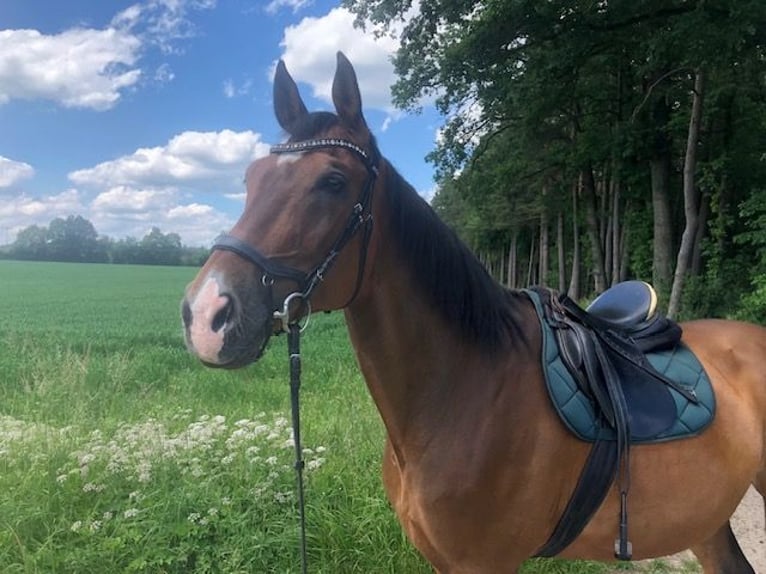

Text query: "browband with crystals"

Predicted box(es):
[271, 138, 378, 175]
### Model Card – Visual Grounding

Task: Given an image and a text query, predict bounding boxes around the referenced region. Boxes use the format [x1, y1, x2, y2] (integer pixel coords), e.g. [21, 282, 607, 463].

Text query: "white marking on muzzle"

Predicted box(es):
[189, 276, 229, 363]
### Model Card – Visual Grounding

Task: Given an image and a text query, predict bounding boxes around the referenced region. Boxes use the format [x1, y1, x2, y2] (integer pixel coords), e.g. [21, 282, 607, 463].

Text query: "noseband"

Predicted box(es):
[212, 138, 379, 330]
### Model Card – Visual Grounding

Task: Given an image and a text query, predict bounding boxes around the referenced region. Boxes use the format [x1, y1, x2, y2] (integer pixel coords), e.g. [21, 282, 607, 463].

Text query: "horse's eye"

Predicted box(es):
[317, 172, 347, 194]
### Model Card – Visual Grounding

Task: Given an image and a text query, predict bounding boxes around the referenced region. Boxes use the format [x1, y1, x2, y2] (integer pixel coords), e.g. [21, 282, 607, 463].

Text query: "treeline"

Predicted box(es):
[348, 0, 766, 321]
[2, 215, 209, 266]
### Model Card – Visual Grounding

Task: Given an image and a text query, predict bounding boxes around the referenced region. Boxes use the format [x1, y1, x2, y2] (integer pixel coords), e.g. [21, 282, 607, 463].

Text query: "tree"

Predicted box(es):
[348, 0, 766, 315]
[11, 225, 48, 260]
[46, 215, 105, 262]
[139, 227, 183, 265]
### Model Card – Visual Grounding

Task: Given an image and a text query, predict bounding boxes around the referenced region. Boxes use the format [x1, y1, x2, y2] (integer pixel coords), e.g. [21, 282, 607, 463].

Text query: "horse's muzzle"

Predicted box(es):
[181, 274, 274, 369]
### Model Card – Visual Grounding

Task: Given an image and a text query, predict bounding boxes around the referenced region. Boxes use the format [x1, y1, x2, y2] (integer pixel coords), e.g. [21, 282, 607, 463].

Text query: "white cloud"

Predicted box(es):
[154, 63, 175, 83]
[222, 78, 253, 99]
[0, 189, 86, 242]
[0, 28, 141, 110]
[69, 129, 270, 189]
[58, 128, 268, 245]
[0, 0, 216, 110]
[113, 0, 217, 54]
[0, 156, 35, 189]
[91, 186, 176, 213]
[266, 0, 313, 15]
[278, 8, 399, 111]
[88, 185, 232, 245]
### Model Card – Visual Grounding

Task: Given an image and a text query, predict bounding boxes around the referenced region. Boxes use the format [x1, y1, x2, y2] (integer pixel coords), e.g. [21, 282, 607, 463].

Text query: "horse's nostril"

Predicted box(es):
[182, 299, 192, 328]
[211, 296, 233, 333]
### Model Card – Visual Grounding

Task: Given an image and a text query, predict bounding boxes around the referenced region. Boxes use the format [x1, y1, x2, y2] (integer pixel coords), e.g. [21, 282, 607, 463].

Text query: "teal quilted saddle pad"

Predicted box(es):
[527, 290, 716, 444]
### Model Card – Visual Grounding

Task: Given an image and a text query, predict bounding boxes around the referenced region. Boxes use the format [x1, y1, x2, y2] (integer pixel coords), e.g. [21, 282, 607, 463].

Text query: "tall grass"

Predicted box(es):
[0, 260, 667, 573]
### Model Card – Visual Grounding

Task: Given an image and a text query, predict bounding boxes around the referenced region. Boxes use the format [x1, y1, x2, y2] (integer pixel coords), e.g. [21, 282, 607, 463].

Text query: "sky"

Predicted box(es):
[0, 0, 440, 246]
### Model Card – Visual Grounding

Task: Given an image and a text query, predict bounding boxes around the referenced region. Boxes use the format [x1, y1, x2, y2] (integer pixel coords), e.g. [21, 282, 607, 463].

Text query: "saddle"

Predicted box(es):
[526, 281, 715, 561]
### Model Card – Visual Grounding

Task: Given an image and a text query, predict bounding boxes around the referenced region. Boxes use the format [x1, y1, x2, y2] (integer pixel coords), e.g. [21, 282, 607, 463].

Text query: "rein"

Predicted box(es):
[211, 138, 379, 573]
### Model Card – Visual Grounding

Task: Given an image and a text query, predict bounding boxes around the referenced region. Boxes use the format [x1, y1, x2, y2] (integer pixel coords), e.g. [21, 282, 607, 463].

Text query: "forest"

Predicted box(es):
[346, 0, 766, 321]
[2, 215, 208, 266]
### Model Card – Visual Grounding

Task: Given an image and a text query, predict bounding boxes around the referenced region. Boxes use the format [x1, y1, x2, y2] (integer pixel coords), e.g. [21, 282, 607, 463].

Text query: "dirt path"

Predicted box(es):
[614, 486, 764, 572]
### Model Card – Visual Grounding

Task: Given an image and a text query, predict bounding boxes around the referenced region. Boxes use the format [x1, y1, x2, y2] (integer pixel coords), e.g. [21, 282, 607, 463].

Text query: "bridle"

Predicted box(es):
[210, 137, 379, 574]
[212, 137, 379, 331]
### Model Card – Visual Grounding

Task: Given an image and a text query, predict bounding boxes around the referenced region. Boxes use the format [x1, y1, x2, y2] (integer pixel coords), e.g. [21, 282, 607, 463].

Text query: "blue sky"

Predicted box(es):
[0, 0, 439, 246]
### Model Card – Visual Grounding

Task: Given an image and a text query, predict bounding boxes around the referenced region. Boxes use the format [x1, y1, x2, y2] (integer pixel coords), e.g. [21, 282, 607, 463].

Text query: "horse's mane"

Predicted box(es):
[289, 111, 527, 351]
[383, 161, 528, 351]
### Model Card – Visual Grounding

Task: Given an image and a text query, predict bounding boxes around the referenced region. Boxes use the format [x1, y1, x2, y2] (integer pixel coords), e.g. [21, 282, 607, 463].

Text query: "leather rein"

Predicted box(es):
[210, 138, 379, 573]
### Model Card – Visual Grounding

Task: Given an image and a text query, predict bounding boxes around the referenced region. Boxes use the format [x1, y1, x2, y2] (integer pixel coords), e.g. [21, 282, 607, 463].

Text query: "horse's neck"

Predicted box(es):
[344, 278, 459, 458]
[343, 244, 526, 466]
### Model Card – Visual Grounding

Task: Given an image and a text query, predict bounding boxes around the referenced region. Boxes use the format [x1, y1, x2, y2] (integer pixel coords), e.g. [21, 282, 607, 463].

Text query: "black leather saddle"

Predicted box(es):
[533, 281, 696, 561]
[555, 281, 692, 440]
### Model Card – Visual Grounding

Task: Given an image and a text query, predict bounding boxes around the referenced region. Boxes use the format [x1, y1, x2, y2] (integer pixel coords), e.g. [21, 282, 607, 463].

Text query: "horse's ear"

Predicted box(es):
[332, 52, 366, 131]
[273, 60, 308, 134]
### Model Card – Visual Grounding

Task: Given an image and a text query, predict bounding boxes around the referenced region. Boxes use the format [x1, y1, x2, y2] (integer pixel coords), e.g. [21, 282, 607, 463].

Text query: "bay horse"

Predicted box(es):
[181, 52, 766, 573]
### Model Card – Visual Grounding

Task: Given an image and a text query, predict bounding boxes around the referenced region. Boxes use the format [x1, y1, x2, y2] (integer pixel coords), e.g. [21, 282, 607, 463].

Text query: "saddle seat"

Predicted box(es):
[586, 280, 657, 330]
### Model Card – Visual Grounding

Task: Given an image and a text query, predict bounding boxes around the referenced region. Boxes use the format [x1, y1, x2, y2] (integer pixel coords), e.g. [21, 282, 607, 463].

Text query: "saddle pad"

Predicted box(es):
[527, 290, 716, 444]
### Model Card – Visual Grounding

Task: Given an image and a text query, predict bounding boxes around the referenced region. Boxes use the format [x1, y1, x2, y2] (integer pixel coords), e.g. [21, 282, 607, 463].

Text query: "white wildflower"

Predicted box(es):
[187, 512, 201, 524]
[221, 453, 235, 465]
[123, 508, 139, 519]
[82, 482, 105, 493]
[306, 458, 326, 471]
[70, 520, 82, 532]
[274, 491, 292, 504]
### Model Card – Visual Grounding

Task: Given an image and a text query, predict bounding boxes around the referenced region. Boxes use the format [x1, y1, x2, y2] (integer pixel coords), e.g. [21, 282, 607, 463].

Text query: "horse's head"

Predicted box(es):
[181, 52, 379, 368]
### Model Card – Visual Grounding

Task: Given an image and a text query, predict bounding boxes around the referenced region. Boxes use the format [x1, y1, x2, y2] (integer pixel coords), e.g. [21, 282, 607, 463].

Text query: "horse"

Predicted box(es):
[181, 52, 766, 573]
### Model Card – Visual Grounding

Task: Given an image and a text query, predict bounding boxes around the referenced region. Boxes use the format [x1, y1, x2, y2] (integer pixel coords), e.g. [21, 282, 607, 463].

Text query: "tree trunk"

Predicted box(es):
[611, 177, 621, 286]
[557, 211, 566, 293]
[650, 153, 673, 300]
[581, 165, 607, 293]
[539, 186, 549, 286]
[649, 96, 674, 307]
[526, 233, 537, 287]
[507, 231, 518, 288]
[691, 191, 710, 276]
[568, 179, 581, 300]
[668, 69, 706, 320]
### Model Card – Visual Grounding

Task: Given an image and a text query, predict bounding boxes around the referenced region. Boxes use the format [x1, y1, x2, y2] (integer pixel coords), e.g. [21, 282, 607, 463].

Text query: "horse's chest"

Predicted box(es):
[382, 442, 497, 559]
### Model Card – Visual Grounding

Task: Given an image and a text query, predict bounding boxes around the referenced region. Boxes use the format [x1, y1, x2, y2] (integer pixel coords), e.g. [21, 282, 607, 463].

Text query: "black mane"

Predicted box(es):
[289, 111, 527, 350]
[383, 162, 528, 351]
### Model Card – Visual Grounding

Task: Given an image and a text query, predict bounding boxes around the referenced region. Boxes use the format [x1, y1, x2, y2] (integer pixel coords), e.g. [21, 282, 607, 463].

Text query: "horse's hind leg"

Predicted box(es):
[690, 522, 754, 574]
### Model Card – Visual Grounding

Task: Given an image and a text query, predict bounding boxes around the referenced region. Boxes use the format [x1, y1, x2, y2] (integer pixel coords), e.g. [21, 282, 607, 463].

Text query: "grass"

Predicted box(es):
[0, 260, 688, 573]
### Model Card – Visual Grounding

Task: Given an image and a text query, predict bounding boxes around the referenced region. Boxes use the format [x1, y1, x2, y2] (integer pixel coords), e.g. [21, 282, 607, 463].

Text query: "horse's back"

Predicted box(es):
[682, 318, 766, 414]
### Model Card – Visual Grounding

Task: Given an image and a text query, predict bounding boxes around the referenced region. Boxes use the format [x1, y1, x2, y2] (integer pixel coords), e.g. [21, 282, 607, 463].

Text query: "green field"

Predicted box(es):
[0, 261, 691, 573]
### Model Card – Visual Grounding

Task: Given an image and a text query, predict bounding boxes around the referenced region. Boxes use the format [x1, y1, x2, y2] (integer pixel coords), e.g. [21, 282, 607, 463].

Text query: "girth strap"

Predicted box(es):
[535, 440, 618, 558]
